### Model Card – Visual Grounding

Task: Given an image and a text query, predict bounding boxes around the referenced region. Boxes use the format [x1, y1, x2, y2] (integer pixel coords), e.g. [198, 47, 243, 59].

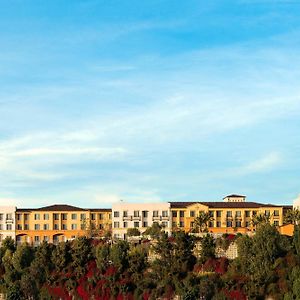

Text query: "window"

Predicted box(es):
[162, 221, 168, 227]
[179, 221, 184, 227]
[54, 213, 59, 220]
[6, 213, 12, 220]
[123, 211, 128, 217]
[114, 211, 119, 218]
[134, 211, 140, 217]
[17, 214, 22, 221]
[81, 223, 85, 230]
[0, 214, 3, 221]
[91, 213, 96, 220]
[114, 222, 120, 228]
[54, 224, 59, 230]
[43, 224, 49, 230]
[180, 211, 185, 218]
[43, 214, 49, 220]
[226, 211, 232, 217]
[265, 210, 270, 216]
[226, 221, 232, 227]
[34, 214, 40, 220]
[216, 211, 222, 218]
[190, 210, 195, 217]
[71, 214, 77, 220]
[99, 213, 103, 220]
[143, 221, 148, 227]
[44, 236, 49, 242]
[34, 236, 40, 242]
[71, 224, 77, 230]
[24, 214, 29, 221]
[17, 224, 22, 230]
[80, 213, 86, 220]
[6, 224, 12, 230]
[209, 211, 214, 217]
[172, 221, 177, 227]
[216, 221, 221, 227]
[245, 221, 250, 227]
[134, 222, 139, 228]
[162, 210, 168, 217]
[153, 211, 159, 217]
[236, 211, 241, 218]
[123, 222, 128, 228]
[34, 224, 40, 230]
[252, 211, 257, 216]
[274, 221, 279, 226]
[143, 211, 148, 218]
[274, 210, 279, 216]
[62, 213, 67, 220]
[235, 221, 241, 227]
[245, 211, 250, 218]
[209, 221, 214, 228]
[62, 224, 67, 230]
[99, 224, 104, 229]
[24, 224, 29, 230]
[172, 211, 177, 218]
[109, 214, 112, 219]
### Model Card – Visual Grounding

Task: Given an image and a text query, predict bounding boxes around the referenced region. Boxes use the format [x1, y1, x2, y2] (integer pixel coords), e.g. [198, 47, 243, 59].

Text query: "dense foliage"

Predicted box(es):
[1, 224, 300, 299]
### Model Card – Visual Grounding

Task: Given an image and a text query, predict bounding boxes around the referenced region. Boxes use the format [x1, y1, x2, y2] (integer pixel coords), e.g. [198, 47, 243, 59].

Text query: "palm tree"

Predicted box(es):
[251, 213, 270, 228]
[193, 211, 214, 233]
[284, 209, 300, 225]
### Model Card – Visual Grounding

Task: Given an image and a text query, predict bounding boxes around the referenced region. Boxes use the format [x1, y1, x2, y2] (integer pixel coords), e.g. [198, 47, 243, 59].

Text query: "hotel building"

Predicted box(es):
[0, 206, 16, 244]
[170, 194, 290, 234]
[16, 205, 111, 245]
[112, 202, 172, 239]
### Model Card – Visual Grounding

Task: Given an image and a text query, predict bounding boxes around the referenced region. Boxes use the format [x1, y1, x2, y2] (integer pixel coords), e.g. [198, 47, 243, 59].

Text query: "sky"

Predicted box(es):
[0, 0, 300, 208]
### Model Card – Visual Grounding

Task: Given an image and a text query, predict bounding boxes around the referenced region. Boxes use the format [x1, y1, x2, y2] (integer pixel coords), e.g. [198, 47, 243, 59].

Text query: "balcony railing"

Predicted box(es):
[5, 218, 14, 223]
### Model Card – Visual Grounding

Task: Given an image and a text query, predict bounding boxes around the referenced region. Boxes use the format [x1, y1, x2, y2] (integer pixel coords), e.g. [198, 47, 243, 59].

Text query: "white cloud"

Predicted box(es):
[238, 152, 282, 174]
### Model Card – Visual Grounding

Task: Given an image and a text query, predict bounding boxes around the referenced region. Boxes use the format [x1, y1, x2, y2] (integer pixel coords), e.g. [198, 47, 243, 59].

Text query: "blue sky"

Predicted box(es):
[1, 0, 300, 208]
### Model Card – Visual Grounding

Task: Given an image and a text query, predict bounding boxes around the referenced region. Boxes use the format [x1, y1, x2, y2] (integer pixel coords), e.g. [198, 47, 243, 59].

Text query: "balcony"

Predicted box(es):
[152, 216, 161, 221]
[132, 216, 141, 221]
[161, 216, 169, 220]
[5, 218, 14, 224]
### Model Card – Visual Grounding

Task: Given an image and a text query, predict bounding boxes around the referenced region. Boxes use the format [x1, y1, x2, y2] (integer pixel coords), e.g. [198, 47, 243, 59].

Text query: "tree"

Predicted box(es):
[294, 225, 300, 256]
[110, 240, 129, 273]
[95, 243, 110, 272]
[193, 211, 214, 233]
[285, 209, 300, 225]
[127, 228, 141, 237]
[143, 223, 163, 239]
[251, 213, 271, 228]
[200, 234, 216, 263]
[128, 246, 148, 282]
[51, 241, 71, 272]
[11, 244, 34, 274]
[71, 236, 92, 277]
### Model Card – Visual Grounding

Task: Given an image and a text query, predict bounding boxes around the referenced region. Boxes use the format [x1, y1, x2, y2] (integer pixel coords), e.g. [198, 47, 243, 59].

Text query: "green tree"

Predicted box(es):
[71, 236, 92, 277]
[127, 227, 141, 237]
[294, 225, 300, 255]
[193, 212, 214, 233]
[11, 244, 34, 274]
[110, 240, 129, 272]
[143, 223, 163, 239]
[51, 241, 71, 272]
[95, 243, 110, 272]
[200, 234, 215, 263]
[284, 209, 300, 225]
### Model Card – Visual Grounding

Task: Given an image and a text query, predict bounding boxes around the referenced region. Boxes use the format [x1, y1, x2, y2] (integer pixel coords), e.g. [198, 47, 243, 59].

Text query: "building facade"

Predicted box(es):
[0, 206, 17, 244]
[170, 195, 288, 234]
[112, 202, 172, 239]
[16, 205, 111, 245]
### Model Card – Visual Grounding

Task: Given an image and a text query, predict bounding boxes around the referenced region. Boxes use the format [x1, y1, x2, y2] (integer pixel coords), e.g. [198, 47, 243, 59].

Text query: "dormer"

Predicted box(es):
[223, 194, 246, 202]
